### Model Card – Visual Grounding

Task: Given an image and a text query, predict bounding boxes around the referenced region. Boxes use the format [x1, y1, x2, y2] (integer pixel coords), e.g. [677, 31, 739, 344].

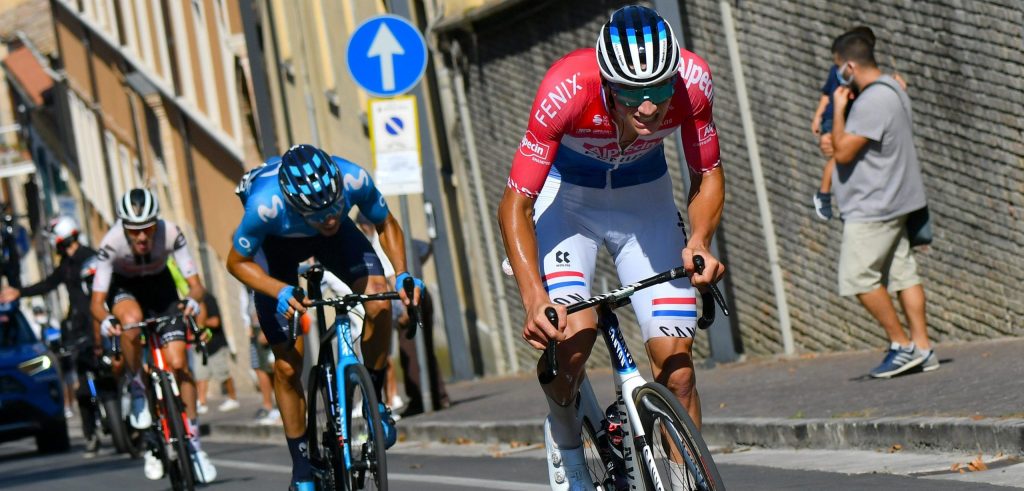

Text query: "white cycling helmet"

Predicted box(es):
[596, 5, 681, 87]
[117, 188, 159, 230]
[48, 215, 79, 248]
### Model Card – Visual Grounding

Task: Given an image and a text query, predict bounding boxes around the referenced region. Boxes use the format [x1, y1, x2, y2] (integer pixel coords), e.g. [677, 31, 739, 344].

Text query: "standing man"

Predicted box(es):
[0, 216, 102, 457]
[194, 291, 239, 413]
[498, 6, 725, 490]
[830, 29, 937, 378]
[227, 144, 421, 491]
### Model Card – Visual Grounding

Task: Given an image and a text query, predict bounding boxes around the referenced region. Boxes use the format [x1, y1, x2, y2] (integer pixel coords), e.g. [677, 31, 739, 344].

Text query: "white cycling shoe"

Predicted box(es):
[545, 418, 597, 491]
[192, 449, 217, 483]
[143, 450, 164, 480]
[129, 382, 152, 429]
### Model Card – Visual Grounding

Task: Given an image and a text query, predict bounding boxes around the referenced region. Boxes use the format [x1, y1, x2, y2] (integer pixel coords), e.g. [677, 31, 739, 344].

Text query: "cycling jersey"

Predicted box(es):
[232, 156, 390, 257]
[92, 220, 198, 293]
[507, 48, 720, 198]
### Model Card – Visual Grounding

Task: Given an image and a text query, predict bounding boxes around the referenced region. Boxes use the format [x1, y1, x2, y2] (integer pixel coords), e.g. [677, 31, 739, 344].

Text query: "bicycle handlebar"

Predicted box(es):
[110, 305, 208, 365]
[538, 255, 728, 385]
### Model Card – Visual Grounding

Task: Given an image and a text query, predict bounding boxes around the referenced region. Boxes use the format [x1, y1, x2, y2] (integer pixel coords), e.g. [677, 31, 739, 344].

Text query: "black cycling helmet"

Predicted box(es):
[278, 144, 343, 214]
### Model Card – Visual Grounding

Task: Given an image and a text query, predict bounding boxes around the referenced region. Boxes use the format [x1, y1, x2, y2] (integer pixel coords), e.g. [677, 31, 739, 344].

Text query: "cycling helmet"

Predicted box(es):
[48, 216, 79, 248]
[277, 144, 343, 214]
[596, 5, 681, 86]
[117, 188, 160, 230]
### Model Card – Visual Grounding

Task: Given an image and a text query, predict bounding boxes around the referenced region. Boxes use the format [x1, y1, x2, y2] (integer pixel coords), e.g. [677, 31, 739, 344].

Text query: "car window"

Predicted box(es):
[0, 311, 37, 347]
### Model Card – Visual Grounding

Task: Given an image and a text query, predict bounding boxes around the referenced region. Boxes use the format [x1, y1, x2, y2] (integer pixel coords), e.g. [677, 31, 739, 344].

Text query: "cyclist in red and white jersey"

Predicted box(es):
[497, 6, 725, 490]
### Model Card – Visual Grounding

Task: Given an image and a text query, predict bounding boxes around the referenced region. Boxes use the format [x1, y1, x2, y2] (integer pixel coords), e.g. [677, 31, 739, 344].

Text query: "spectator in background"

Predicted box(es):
[830, 28, 937, 378]
[242, 287, 279, 425]
[194, 292, 239, 414]
[355, 214, 449, 416]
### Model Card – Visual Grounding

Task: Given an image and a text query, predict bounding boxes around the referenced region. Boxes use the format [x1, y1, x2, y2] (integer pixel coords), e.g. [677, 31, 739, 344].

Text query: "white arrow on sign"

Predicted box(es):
[367, 22, 404, 92]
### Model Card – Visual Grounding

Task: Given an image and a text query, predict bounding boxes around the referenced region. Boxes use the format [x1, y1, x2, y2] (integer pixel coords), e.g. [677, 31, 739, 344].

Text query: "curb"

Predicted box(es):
[209, 417, 1024, 455]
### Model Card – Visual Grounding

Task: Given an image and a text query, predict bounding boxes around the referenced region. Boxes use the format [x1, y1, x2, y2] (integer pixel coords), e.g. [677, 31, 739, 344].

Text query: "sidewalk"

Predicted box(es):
[207, 337, 1024, 455]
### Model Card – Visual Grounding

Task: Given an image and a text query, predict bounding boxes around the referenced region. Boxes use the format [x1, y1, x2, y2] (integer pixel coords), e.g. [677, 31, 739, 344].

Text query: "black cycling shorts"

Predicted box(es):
[253, 218, 385, 346]
[107, 268, 186, 345]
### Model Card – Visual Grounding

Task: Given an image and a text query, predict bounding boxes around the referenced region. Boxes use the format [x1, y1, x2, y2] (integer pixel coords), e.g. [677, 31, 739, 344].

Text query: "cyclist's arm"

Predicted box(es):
[18, 260, 64, 297]
[90, 244, 115, 322]
[226, 248, 288, 300]
[374, 213, 409, 283]
[497, 189, 547, 309]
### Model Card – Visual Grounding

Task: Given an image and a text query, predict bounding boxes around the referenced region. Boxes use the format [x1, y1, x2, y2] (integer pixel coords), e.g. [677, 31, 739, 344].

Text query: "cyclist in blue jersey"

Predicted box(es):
[227, 144, 422, 491]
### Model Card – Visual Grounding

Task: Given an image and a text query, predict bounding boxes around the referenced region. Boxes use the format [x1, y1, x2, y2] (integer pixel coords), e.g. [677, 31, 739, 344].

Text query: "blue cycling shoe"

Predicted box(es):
[289, 481, 315, 491]
[379, 403, 397, 449]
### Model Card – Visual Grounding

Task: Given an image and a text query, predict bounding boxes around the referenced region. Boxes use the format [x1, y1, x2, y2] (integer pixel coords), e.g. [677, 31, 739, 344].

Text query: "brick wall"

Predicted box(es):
[437, 0, 1022, 368]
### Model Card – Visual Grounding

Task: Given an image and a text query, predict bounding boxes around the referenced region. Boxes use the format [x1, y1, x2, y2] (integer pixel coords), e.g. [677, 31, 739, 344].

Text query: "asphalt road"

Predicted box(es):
[1, 431, 1020, 490]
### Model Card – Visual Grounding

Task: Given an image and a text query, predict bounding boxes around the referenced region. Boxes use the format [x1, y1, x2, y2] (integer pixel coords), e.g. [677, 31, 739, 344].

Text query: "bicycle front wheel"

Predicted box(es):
[307, 366, 343, 491]
[581, 415, 626, 491]
[160, 373, 196, 491]
[634, 383, 724, 491]
[345, 364, 388, 491]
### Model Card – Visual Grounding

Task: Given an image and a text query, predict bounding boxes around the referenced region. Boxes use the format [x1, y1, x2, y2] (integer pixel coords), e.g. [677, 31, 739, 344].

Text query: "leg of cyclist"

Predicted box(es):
[74, 344, 100, 457]
[111, 298, 148, 427]
[533, 181, 601, 491]
[317, 220, 397, 447]
[162, 326, 216, 483]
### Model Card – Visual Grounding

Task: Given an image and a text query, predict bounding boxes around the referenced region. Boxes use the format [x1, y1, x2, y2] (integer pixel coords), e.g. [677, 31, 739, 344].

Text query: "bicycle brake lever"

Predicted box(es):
[537, 308, 559, 385]
[290, 287, 306, 342]
[402, 276, 421, 340]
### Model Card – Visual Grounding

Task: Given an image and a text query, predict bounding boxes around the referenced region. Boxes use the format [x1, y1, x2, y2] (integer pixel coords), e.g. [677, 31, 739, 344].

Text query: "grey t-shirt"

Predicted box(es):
[833, 75, 927, 222]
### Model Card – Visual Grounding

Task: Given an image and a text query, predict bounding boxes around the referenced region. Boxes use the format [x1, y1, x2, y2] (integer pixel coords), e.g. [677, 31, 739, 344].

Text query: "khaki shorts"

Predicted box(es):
[193, 348, 231, 382]
[838, 216, 921, 296]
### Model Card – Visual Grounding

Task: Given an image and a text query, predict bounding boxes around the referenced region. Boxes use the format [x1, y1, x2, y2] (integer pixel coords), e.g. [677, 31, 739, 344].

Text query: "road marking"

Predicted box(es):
[212, 458, 549, 490]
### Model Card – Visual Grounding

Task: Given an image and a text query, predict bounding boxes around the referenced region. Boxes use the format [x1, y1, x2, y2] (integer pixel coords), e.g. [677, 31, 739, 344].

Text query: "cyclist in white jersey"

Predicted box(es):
[91, 188, 216, 483]
[498, 6, 726, 490]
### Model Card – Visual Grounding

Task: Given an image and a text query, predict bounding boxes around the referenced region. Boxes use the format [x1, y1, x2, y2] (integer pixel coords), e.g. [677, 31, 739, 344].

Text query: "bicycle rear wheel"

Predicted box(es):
[160, 373, 196, 491]
[345, 364, 388, 491]
[634, 383, 724, 491]
[101, 395, 134, 455]
[580, 415, 626, 491]
[307, 365, 343, 491]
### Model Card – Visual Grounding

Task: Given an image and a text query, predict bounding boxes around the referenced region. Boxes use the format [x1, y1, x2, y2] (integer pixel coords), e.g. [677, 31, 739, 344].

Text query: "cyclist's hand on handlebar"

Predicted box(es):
[522, 301, 566, 350]
[683, 245, 725, 289]
[100, 315, 122, 337]
[395, 272, 423, 306]
[181, 297, 201, 317]
[275, 285, 308, 322]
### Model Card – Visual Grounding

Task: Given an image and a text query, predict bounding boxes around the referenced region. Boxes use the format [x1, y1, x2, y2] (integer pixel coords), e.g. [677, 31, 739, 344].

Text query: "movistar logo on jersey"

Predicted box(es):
[343, 169, 370, 191]
[533, 72, 584, 128]
[257, 195, 285, 223]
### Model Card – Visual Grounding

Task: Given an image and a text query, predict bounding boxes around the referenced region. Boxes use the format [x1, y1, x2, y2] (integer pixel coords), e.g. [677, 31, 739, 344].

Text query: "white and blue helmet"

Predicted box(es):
[596, 5, 681, 87]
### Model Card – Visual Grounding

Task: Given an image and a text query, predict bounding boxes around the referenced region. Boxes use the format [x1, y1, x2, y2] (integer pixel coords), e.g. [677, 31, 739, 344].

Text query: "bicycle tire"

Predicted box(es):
[102, 395, 134, 456]
[580, 415, 627, 491]
[307, 365, 343, 491]
[633, 383, 724, 491]
[161, 373, 196, 491]
[344, 364, 388, 491]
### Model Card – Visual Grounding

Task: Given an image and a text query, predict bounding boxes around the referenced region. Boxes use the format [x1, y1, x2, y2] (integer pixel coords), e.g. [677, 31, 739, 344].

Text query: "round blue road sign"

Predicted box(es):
[347, 15, 427, 98]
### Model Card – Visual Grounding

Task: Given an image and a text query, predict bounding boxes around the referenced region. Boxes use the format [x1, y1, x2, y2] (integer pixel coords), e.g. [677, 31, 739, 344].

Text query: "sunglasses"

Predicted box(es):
[300, 201, 344, 223]
[608, 77, 676, 107]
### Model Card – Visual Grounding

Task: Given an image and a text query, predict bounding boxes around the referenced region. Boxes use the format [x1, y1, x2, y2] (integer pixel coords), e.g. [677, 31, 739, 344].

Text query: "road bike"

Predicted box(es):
[539, 257, 729, 491]
[113, 310, 208, 491]
[296, 264, 422, 491]
[61, 336, 136, 456]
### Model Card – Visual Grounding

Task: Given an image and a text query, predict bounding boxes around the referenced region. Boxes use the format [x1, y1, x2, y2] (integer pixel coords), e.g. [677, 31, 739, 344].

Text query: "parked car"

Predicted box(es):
[0, 302, 70, 453]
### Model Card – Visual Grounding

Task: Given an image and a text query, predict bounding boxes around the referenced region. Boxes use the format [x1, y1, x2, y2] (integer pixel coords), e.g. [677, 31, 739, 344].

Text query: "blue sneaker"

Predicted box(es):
[870, 343, 925, 378]
[379, 403, 397, 449]
[289, 481, 315, 491]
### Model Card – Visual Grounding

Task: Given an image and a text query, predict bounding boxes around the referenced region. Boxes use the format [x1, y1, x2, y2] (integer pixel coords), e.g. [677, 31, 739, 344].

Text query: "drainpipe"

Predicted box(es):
[449, 39, 518, 374]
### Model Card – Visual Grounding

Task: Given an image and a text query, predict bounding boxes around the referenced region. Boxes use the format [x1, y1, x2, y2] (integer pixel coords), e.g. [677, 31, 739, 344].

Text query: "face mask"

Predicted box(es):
[836, 62, 854, 86]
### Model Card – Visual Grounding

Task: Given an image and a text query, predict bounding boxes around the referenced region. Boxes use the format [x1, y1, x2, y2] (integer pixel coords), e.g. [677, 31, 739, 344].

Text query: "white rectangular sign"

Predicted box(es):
[368, 96, 423, 196]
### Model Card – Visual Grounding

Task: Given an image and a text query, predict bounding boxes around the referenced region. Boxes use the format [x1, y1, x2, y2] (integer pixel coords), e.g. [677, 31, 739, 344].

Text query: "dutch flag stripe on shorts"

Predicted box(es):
[651, 297, 697, 317]
[544, 271, 585, 292]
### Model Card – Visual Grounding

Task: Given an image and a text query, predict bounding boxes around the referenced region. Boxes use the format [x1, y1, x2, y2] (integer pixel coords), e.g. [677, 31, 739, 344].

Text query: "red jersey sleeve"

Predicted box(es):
[673, 50, 721, 174]
[508, 50, 594, 198]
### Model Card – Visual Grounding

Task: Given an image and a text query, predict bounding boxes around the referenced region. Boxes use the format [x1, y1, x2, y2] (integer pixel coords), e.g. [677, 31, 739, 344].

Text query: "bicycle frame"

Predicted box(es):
[138, 318, 190, 445]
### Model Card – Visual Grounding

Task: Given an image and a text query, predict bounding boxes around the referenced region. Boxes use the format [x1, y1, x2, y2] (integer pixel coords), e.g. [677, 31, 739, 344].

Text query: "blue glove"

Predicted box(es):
[395, 272, 424, 293]
[276, 285, 296, 316]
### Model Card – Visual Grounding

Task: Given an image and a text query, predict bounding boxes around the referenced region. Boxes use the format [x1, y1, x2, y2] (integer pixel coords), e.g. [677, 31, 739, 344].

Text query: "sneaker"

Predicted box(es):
[379, 403, 397, 449]
[129, 380, 152, 429]
[390, 394, 404, 411]
[192, 449, 217, 483]
[917, 348, 940, 372]
[813, 192, 833, 220]
[253, 407, 269, 420]
[143, 450, 164, 480]
[197, 403, 209, 415]
[544, 418, 597, 491]
[64, 407, 74, 419]
[258, 408, 281, 426]
[218, 399, 240, 412]
[869, 343, 925, 378]
[83, 434, 100, 458]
